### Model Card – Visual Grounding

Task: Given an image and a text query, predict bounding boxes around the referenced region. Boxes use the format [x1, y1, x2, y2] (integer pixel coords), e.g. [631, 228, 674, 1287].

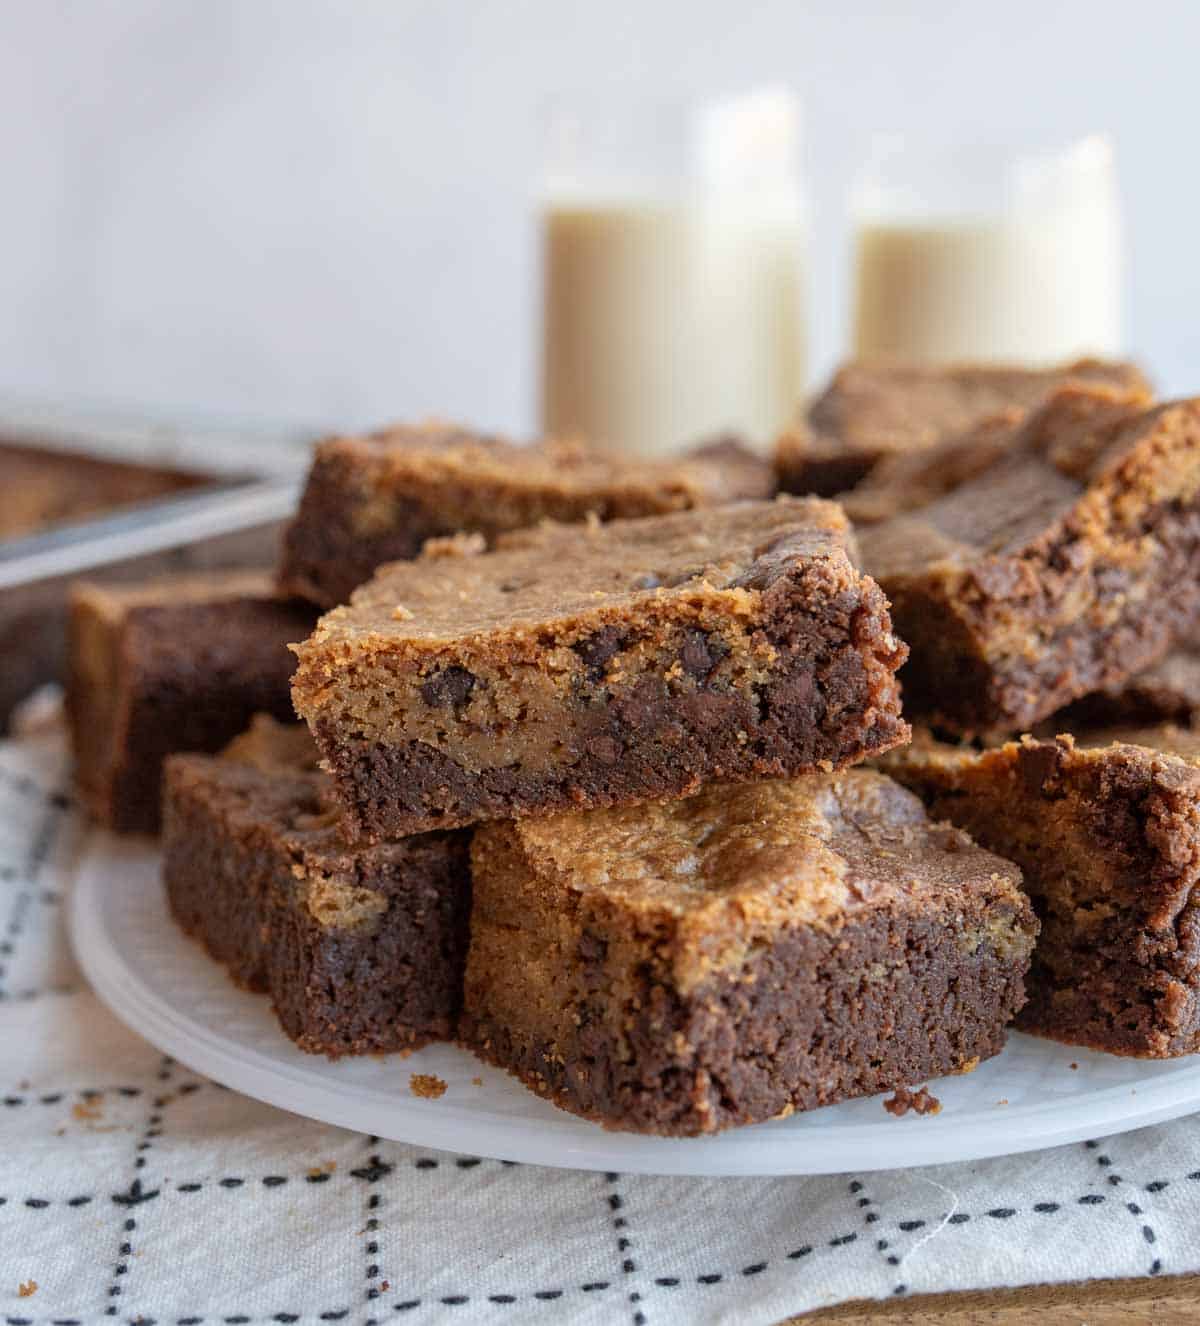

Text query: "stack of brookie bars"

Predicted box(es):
[64, 357, 1200, 1135]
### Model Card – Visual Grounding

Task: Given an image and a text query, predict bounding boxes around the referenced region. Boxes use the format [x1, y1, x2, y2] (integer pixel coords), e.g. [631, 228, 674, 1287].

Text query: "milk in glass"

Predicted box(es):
[541, 91, 806, 456]
[852, 136, 1122, 363]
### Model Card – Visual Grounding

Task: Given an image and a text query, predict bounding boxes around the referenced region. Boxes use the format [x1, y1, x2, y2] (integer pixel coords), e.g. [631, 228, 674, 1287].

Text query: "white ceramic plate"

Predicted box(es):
[71, 831, 1200, 1177]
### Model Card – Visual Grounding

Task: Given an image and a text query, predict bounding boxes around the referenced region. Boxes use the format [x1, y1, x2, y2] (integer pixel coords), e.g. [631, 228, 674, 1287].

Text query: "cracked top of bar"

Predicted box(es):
[499, 769, 1025, 931]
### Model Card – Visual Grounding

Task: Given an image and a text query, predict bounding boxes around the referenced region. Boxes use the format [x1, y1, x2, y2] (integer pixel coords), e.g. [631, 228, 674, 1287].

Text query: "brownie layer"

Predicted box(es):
[68, 574, 316, 833]
[163, 729, 472, 1057]
[293, 499, 909, 840]
[465, 899, 1026, 1135]
[279, 424, 774, 608]
[884, 734, 1200, 1058]
[859, 386, 1200, 734]
[461, 772, 1034, 1135]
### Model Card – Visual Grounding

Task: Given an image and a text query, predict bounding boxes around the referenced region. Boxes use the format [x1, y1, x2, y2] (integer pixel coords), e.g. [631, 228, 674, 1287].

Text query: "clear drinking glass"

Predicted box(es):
[540, 90, 807, 457]
[851, 134, 1122, 363]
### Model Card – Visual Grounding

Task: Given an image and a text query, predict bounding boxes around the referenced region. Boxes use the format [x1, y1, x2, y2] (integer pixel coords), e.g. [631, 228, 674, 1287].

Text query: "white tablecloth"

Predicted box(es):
[3, 724, 1200, 1325]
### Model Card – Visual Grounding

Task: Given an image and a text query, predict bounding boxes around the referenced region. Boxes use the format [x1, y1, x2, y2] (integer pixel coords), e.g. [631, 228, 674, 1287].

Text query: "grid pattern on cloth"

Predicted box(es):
[2, 727, 1200, 1326]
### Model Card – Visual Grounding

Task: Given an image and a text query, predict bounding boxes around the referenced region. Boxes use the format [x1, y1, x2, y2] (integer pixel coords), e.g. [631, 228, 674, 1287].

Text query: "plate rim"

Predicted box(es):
[70, 831, 1200, 1177]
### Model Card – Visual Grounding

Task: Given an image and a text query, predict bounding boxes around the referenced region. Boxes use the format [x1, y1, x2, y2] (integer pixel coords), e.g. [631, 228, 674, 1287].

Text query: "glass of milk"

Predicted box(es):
[540, 90, 807, 457]
[851, 134, 1122, 363]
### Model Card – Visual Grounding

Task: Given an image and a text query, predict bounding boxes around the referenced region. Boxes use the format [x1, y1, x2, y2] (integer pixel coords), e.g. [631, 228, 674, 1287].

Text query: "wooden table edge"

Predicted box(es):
[782, 1271, 1200, 1322]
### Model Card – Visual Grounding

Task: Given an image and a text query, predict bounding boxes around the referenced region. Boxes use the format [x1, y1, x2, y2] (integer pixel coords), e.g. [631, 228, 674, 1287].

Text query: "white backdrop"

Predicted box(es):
[1, 0, 1195, 436]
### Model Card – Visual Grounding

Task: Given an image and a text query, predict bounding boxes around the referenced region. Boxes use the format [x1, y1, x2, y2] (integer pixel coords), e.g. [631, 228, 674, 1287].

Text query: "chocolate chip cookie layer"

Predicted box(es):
[291, 499, 909, 840]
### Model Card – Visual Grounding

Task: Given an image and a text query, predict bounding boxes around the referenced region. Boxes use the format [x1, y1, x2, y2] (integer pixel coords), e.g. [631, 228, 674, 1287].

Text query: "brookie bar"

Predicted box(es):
[279, 423, 774, 607]
[68, 574, 317, 833]
[163, 716, 473, 1057]
[857, 384, 1200, 734]
[884, 731, 1200, 1058]
[460, 771, 1036, 1135]
[291, 498, 910, 840]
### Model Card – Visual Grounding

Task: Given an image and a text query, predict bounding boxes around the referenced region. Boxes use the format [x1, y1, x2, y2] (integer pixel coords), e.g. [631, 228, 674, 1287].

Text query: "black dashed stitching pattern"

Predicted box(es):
[848, 1175, 904, 1293]
[101, 1056, 173, 1317]
[1090, 1137, 1165, 1275]
[0, 785, 69, 1000]
[603, 1172, 645, 1326]
[352, 1135, 394, 1306]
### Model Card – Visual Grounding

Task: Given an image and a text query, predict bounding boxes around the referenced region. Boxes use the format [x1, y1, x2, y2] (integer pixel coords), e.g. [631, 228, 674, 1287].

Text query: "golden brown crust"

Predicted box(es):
[298, 496, 850, 651]
[490, 770, 1026, 990]
[323, 424, 773, 513]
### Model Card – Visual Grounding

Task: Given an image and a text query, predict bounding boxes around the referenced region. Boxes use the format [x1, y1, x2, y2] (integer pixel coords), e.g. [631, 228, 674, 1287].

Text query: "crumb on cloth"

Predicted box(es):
[18, 1281, 37, 1298]
[883, 1085, 942, 1117]
[410, 1073, 448, 1100]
